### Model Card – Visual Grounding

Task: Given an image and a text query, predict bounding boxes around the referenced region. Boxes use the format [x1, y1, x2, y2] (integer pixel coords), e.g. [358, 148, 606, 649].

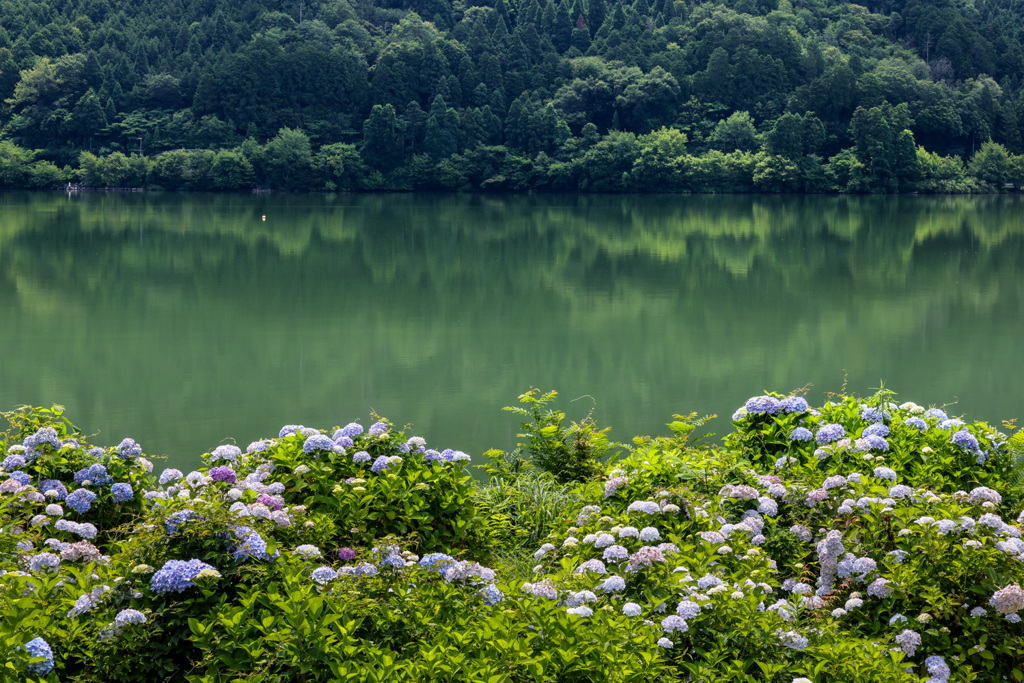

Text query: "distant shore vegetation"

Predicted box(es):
[3, 0, 1024, 193]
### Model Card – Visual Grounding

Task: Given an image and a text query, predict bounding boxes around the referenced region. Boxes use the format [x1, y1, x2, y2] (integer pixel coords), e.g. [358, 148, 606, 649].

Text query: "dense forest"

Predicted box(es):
[2, 0, 1024, 192]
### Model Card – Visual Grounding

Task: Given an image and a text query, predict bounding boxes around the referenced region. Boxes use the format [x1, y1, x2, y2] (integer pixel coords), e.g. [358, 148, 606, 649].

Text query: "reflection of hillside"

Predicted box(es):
[0, 192, 1022, 466]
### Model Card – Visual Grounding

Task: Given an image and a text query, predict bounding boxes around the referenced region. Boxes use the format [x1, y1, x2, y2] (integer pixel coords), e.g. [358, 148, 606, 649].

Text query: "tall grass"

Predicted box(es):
[474, 472, 583, 580]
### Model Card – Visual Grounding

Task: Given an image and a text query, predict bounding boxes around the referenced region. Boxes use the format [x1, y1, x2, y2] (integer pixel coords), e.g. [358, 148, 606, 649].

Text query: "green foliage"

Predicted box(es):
[2, 387, 1024, 680]
[502, 388, 619, 484]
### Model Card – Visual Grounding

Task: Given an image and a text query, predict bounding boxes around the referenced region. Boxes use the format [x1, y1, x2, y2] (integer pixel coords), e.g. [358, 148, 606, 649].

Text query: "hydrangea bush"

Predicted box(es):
[1, 392, 1022, 682]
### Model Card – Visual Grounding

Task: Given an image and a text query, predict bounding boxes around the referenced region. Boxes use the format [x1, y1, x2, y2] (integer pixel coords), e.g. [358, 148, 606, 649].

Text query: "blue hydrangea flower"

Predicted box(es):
[311, 566, 339, 585]
[862, 423, 890, 438]
[114, 609, 147, 626]
[24, 427, 62, 453]
[210, 445, 242, 462]
[353, 563, 378, 576]
[247, 440, 272, 454]
[860, 406, 889, 423]
[278, 425, 303, 438]
[924, 408, 948, 421]
[368, 421, 389, 437]
[74, 463, 110, 486]
[863, 435, 889, 451]
[939, 418, 966, 430]
[87, 446, 106, 459]
[303, 435, 337, 454]
[479, 584, 504, 605]
[744, 395, 781, 415]
[438, 449, 471, 465]
[333, 435, 354, 449]
[117, 438, 142, 459]
[661, 615, 689, 633]
[1, 454, 26, 470]
[111, 482, 134, 503]
[7, 471, 31, 486]
[158, 468, 184, 486]
[597, 575, 626, 593]
[904, 417, 927, 430]
[371, 456, 390, 473]
[815, 424, 846, 445]
[339, 423, 364, 438]
[952, 429, 981, 454]
[23, 636, 54, 675]
[151, 559, 217, 594]
[39, 479, 68, 500]
[779, 396, 809, 413]
[233, 528, 278, 562]
[66, 488, 97, 514]
[419, 553, 455, 574]
[164, 510, 196, 535]
[603, 545, 629, 562]
[790, 427, 813, 442]
[351, 450, 371, 464]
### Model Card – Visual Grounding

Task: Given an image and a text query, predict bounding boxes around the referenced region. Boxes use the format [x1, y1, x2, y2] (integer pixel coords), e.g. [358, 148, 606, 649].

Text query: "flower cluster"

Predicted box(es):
[151, 559, 218, 594]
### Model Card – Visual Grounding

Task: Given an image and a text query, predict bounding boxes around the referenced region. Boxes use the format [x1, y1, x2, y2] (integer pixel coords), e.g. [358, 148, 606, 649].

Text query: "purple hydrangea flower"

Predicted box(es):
[151, 559, 217, 593]
[371, 456, 390, 473]
[337, 547, 356, 561]
[368, 421, 390, 437]
[255, 495, 283, 511]
[111, 482, 134, 503]
[209, 466, 237, 484]
[352, 450, 371, 464]
[334, 435, 354, 449]
[279, 425, 303, 438]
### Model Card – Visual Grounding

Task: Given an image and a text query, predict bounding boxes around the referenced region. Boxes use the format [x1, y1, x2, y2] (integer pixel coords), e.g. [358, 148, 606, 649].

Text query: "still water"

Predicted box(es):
[1, 191, 1022, 471]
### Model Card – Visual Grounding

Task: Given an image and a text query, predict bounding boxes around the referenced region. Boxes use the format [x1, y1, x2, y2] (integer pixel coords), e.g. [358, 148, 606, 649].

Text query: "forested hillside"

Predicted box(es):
[2, 0, 1024, 192]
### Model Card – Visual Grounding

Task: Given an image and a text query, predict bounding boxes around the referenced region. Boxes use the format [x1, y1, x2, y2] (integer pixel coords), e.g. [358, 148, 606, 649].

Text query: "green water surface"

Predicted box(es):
[1, 191, 1021, 470]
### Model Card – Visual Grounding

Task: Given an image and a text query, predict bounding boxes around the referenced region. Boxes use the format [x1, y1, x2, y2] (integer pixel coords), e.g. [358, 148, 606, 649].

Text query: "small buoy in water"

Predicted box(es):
[262, 215, 266, 221]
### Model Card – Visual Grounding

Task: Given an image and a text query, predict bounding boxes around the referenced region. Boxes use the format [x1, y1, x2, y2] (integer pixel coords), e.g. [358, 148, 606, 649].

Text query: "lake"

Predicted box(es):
[1, 191, 1022, 471]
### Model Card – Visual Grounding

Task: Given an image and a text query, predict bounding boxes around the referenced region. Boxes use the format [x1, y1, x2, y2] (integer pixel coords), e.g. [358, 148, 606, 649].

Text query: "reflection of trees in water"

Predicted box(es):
[0, 192, 1022, 465]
